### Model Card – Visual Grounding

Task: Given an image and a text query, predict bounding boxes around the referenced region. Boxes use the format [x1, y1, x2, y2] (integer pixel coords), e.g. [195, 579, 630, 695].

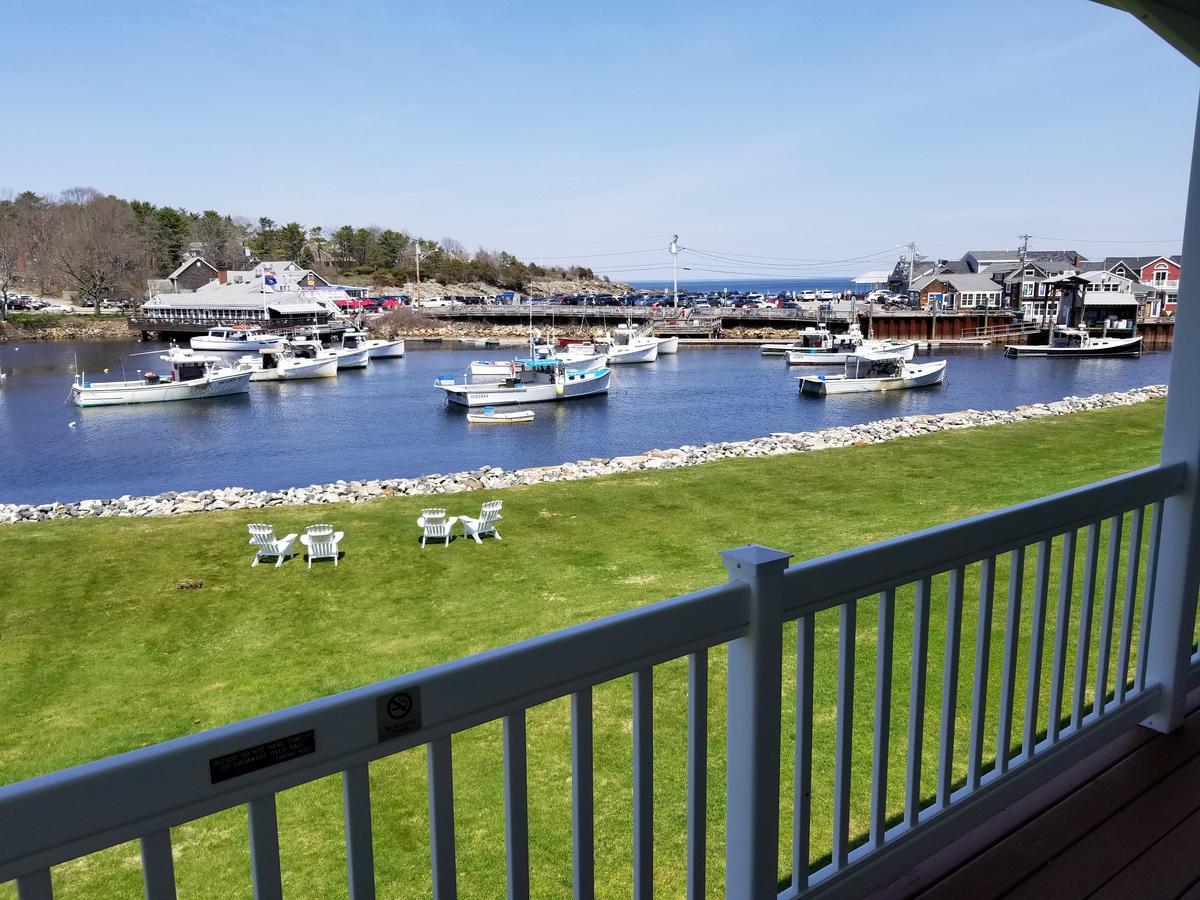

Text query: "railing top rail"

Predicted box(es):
[780, 462, 1184, 619]
[0, 580, 748, 881]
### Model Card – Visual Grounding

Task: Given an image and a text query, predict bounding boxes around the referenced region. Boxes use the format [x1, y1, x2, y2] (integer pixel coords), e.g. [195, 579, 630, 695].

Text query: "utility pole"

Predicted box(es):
[907, 240, 917, 295]
[669, 234, 680, 308]
[1016, 233, 1031, 314]
[414, 243, 436, 287]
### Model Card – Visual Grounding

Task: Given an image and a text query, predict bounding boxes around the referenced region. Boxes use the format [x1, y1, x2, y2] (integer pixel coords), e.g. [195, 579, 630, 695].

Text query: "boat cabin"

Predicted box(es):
[843, 353, 905, 379]
[159, 352, 222, 382]
[794, 327, 834, 349]
[288, 340, 325, 360]
[1049, 327, 1091, 349]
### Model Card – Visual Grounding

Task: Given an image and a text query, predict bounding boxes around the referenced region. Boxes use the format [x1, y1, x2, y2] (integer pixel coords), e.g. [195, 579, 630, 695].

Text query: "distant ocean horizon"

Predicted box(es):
[625, 276, 867, 294]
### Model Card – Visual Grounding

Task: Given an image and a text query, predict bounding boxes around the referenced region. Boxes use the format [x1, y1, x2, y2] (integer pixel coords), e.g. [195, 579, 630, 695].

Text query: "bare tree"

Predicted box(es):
[54, 188, 144, 313]
[441, 237, 466, 259]
[0, 204, 26, 318]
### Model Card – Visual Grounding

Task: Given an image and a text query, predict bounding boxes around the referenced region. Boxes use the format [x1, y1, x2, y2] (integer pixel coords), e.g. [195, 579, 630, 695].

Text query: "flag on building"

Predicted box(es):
[264, 266, 277, 287]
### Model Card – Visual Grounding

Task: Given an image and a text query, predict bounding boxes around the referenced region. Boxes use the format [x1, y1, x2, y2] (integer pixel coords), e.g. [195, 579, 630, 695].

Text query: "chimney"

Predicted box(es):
[218, 270, 228, 285]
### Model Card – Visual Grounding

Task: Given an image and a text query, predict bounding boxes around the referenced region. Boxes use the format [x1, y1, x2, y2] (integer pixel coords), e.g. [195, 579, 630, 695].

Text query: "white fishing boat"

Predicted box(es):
[798, 352, 947, 396]
[71, 351, 252, 407]
[613, 322, 678, 355]
[762, 326, 839, 356]
[653, 335, 680, 354]
[343, 327, 406, 359]
[787, 338, 916, 366]
[1004, 326, 1142, 358]
[604, 340, 658, 364]
[470, 347, 607, 378]
[437, 359, 611, 407]
[232, 346, 338, 381]
[190, 326, 285, 352]
[466, 407, 535, 424]
[332, 334, 372, 369]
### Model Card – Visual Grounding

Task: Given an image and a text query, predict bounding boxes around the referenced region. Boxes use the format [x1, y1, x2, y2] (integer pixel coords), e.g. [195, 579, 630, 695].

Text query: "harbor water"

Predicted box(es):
[0, 341, 1172, 506]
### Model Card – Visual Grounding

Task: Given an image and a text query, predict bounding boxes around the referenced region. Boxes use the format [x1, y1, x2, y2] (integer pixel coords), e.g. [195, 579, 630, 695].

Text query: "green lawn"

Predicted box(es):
[0, 400, 1169, 899]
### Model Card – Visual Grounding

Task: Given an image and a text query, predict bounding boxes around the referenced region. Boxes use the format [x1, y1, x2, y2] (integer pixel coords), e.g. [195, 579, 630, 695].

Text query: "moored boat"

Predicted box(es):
[1004, 327, 1142, 358]
[437, 359, 611, 407]
[343, 327, 406, 359]
[71, 351, 252, 407]
[467, 407, 535, 424]
[604, 341, 658, 364]
[233, 346, 339, 381]
[798, 352, 946, 396]
[785, 338, 916, 366]
[190, 326, 285, 352]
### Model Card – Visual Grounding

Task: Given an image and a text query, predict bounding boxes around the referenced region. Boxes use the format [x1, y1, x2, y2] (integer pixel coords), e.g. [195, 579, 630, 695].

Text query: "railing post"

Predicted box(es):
[1147, 93, 1200, 734]
[721, 543, 792, 900]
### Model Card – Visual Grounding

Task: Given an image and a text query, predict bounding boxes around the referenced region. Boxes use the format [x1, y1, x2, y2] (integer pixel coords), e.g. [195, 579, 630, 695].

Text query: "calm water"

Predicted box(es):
[0, 340, 1172, 505]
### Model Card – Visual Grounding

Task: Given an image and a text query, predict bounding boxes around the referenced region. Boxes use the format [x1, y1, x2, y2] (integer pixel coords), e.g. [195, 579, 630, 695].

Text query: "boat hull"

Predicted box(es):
[466, 410, 535, 424]
[366, 339, 406, 358]
[334, 348, 371, 369]
[799, 360, 946, 395]
[243, 357, 339, 381]
[72, 370, 252, 407]
[653, 336, 679, 354]
[1003, 336, 1142, 358]
[607, 343, 658, 364]
[440, 369, 611, 407]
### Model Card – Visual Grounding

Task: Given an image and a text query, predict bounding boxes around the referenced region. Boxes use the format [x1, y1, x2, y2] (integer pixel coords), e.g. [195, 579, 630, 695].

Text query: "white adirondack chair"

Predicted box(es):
[247, 523, 297, 568]
[300, 524, 344, 568]
[419, 508, 454, 549]
[461, 501, 503, 544]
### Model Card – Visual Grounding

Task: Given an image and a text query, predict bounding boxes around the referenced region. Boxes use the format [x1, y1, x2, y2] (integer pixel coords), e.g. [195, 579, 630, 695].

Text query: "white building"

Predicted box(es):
[142, 260, 347, 325]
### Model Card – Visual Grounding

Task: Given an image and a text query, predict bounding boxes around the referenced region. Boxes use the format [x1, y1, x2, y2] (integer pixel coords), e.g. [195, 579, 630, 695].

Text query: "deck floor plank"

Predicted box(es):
[1007, 754, 1200, 898]
[870, 689, 1200, 900]
[1091, 805, 1200, 900]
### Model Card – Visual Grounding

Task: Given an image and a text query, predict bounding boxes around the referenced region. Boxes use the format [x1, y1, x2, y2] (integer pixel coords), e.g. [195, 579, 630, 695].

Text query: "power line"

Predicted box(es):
[683, 247, 900, 270]
[1029, 235, 1182, 244]
[532, 247, 662, 260]
[682, 244, 906, 265]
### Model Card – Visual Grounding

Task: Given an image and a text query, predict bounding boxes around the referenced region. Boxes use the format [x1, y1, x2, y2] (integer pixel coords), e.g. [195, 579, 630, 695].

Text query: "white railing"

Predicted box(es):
[0, 463, 1192, 900]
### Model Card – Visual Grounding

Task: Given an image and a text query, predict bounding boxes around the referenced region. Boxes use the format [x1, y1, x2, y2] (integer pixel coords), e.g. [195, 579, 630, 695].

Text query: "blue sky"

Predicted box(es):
[2, 0, 1197, 279]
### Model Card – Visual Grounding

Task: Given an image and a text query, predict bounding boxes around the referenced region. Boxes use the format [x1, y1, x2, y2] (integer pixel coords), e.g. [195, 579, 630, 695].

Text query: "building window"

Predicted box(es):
[1154, 264, 1168, 285]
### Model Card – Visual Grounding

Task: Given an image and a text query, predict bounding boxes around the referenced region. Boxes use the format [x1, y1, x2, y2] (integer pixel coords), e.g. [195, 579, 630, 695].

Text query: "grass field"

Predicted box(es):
[0, 400, 1170, 898]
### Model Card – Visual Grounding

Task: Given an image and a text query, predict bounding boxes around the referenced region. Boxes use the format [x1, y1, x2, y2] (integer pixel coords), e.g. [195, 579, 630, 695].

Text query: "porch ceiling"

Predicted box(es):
[1095, 0, 1200, 65]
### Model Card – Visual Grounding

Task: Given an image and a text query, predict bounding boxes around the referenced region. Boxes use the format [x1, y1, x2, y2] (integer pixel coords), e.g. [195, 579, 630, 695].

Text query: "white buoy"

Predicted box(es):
[68, 422, 76, 428]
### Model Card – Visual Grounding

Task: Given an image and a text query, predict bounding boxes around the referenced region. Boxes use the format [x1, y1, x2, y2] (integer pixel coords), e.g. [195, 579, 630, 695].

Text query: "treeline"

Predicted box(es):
[0, 188, 600, 316]
[252, 220, 597, 290]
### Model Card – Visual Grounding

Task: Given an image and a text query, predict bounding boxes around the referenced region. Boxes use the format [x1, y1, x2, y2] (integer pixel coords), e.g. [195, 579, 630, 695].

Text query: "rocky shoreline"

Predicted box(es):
[0, 385, 1166, 526]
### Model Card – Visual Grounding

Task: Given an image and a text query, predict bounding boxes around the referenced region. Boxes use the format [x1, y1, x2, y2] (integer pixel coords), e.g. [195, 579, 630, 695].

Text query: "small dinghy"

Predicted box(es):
[467, 407, 535, 425]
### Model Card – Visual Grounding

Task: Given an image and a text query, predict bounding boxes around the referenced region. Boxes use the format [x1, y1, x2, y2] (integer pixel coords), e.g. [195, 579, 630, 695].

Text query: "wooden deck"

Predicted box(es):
[873, 687, 1200, 899]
